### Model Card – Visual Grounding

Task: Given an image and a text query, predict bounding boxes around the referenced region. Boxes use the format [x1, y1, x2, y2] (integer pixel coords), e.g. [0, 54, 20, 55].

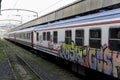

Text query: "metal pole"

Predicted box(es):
[0, 19, 22, 23]
[1, 9, 39, 18]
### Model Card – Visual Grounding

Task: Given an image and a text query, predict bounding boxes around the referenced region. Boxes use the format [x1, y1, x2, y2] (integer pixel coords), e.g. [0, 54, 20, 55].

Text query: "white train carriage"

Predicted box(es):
[8, 27, 35, 47]
[8, 32, 16, 40]
[33, 21, 120, 79]
[8, 8, 120, 79]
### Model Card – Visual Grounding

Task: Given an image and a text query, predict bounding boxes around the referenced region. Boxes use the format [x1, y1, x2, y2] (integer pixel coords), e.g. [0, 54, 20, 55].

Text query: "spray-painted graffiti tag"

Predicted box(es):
[60, 41, 120, 79]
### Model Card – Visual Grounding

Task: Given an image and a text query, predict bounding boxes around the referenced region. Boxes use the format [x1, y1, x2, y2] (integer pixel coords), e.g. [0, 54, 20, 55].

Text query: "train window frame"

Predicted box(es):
[27, 33, 28, 39]
[23, 33, 25, 39]
[109, 27, 120, 51]
[65, 30, 72, 45]
[28, 33, 30, 39]
[25, 33, 27, 39]
[43, 32, 46, 41]
[89, 29, 101, 48]
[36, 32, 39, 41]
[27, 33, 29, 39]
[29, 33, 31, 39]
[53, 31, 58, 44]
[47, 32, 50, 41]
[75, 29, 84, 46]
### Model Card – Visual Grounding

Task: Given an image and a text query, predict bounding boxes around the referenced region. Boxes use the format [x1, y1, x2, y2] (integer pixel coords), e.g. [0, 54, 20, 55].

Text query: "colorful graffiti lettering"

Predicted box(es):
[60, 41, 120, 79]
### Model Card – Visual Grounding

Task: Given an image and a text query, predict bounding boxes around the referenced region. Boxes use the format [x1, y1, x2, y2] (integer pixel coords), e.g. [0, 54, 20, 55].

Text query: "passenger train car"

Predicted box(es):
[8, 8, 120, 79]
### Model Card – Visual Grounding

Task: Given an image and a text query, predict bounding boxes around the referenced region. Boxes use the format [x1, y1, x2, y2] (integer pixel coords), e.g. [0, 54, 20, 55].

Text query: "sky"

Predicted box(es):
[0, 0, 77, 26]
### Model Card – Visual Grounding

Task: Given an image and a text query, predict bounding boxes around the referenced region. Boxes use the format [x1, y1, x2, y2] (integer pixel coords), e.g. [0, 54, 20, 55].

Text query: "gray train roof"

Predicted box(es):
[34, 8, 120, 30]
[9, 27, 35, 34]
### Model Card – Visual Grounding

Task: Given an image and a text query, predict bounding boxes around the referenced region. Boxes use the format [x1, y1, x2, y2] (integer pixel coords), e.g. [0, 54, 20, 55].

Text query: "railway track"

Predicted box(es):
[1, 40, 40, 80]
[1, 39, 81, 80]
[0, 40, 15, 80]
[3, 49, 17, 80]
[4, 40, 51, 80]
[7, 42, 60, 80]
[16, 54, 44, 80]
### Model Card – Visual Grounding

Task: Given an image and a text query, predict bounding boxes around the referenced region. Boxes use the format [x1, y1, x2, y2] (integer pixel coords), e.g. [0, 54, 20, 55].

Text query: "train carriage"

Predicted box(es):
[32, 18, 120, 79]
[7, 8, 120, 79]
[8, 27, 35, 47]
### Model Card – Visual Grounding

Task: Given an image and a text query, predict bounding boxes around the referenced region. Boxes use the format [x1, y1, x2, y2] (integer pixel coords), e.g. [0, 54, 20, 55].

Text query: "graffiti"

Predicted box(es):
[103, 44, 113, 75]
[60, 41, 120, 79]
[48, 35, 53, 49]
[113, 51, 120, 78]
[39, 35, 43, 44]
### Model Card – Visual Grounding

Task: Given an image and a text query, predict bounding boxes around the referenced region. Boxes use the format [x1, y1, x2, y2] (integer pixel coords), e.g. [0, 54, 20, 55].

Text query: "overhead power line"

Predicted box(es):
[13, 0, 19, 8]
[39, 0, 63, 13]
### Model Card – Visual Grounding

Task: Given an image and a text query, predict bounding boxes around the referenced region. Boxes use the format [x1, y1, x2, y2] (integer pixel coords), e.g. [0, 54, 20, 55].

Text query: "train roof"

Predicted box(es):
[9, 8, 120, 33]
[34, 8, 120, 30]
[9, 27, 35, 33]
[8, 18, 120, 34]
[34, 18, 120, 31]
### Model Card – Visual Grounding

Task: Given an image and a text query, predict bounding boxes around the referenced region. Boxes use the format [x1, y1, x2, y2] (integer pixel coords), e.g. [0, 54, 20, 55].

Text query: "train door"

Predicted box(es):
[31, 31, 34, 47]
[14, 33, 16, 40]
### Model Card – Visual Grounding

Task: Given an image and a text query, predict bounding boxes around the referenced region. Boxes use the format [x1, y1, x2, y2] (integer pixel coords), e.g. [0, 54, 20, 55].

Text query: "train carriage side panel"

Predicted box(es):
[31, 31, 35, 47]
[33, 19, 120, 79]
[7, 17, 120, 79]
[14, 27, 35, 47]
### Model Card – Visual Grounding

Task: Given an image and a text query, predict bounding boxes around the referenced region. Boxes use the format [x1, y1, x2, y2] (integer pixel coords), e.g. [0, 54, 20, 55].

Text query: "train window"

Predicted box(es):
[23, 33, 25, 39]
[53, 31, 58, 43]
[47, 32, 50, 41]
[109, 28, 120, 51]
[89, 29, 101, 48]
[36, 32, 39, 41]
[26, 33, 27, 39]
[26, 33, 28, 39]
[28, 33, 29, 39]
[28, 33, 30, 39]
[65, 30, 72, 44]
[29, 33, 31, 39]
[22, 34, 23, 39]
[25, 33, 27, 39]
[75, 30, 84, 46]
[24, 33, 25, 39]
[27, 33, 29, 39]
[43, 32, 46, 40]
